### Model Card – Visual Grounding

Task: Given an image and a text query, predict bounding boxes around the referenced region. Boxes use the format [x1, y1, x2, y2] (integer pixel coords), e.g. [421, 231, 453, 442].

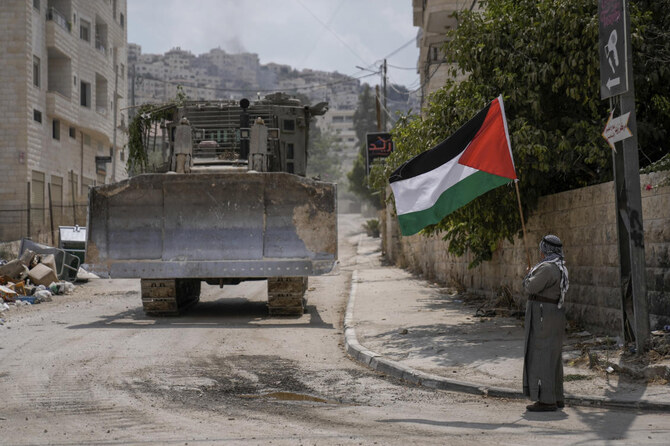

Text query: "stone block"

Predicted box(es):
[603, 244, 619, 267]
[642, 194, 670, 220]
[27, 262, 58, 286]
[603, 289, 621, 310]
[648, 291, 670, 317]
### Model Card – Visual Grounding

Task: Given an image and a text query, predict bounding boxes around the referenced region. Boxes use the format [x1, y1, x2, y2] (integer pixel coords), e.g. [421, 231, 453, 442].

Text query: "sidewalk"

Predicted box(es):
[344, 234, 670, 411]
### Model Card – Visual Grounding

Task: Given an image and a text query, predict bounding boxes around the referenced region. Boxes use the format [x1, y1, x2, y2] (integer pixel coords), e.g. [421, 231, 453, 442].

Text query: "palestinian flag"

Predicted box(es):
[389, 95, 517, 236]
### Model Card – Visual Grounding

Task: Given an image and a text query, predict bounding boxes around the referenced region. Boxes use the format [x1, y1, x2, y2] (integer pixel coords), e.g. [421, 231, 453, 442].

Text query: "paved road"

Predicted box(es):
[0, 214, 668, 445]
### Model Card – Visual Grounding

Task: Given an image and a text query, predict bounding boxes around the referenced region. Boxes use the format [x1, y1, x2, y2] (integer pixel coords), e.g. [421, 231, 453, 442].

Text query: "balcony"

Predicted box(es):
[46, 90, 77, 123]
[46, 7, 71, 32]
[45, 16, 75, 59]
[95, 40, 107, 57]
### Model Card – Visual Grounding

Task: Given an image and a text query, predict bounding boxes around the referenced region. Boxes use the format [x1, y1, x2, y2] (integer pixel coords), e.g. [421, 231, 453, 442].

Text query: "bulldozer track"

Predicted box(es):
[141, 279, 201, 316]
[267, 277, 308, 316]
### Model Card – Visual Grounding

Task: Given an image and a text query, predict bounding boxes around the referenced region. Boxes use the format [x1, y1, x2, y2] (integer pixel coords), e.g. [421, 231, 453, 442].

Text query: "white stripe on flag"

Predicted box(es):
[390, 151, 478, 215]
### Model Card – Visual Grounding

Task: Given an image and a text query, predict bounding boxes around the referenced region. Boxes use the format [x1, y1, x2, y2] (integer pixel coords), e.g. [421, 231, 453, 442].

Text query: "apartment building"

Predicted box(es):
[0, 0, 128, 243]
[412, 0, 480, 109]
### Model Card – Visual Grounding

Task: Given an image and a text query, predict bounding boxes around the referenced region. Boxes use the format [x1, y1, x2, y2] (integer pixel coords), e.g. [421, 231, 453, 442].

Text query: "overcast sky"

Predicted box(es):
[127, 0, 420, 89]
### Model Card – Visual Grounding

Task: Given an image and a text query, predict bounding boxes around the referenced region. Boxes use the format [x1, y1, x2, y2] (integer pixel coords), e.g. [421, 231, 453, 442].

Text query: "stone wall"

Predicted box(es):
[381, 172, 670, 335]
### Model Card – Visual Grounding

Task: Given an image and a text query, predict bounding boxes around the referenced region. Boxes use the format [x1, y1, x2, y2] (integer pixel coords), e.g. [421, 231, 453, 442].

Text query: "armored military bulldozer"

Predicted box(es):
[86, 94, 337, 316]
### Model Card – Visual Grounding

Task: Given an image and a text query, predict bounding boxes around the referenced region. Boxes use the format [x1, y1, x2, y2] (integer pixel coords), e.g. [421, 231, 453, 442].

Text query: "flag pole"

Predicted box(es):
[514, 180, 532, 269]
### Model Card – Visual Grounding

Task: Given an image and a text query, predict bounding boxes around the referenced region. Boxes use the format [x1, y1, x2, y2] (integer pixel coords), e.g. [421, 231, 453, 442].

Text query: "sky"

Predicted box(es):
[127, 0, 420, 89]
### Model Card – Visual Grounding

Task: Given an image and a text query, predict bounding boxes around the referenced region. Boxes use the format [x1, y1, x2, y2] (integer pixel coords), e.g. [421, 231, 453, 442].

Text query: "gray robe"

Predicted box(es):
[522, 262, 565, 404]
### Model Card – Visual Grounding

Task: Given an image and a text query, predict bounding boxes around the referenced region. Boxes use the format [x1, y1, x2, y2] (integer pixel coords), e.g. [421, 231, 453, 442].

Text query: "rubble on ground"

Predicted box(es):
[0, 247, 79, 314]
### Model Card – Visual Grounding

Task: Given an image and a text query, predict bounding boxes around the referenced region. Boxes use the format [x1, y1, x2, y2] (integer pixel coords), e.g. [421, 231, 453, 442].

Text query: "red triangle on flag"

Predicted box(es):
[458, 98, 517, 180]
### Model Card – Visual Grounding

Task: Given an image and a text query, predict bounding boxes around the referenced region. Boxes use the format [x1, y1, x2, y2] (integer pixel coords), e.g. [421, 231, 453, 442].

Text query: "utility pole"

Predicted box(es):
[112, 48, 119, 182]
[599, 0, 649, 352]
[382, 59, 388, 130]
[375, 85, 381, 132]
[130, 64, 136, 120]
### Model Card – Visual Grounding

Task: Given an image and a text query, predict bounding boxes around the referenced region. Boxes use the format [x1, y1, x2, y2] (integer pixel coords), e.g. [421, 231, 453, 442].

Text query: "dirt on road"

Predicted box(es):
[1, 214, 669, 445]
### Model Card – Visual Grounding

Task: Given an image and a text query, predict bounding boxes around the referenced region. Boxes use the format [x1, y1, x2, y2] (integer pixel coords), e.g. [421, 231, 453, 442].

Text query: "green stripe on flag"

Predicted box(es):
[396, 171, 510, 236]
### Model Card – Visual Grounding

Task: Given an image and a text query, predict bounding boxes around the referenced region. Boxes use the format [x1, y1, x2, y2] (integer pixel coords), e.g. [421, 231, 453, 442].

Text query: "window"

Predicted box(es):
[283, 119, 295, 132]
[120, 63, 125, 79]
[33, 109, 42, 123]
[52, 119, 60, 140]
[80, 19, 90, 42]
[287, 143, 294, 159]
[80, 81, 91, 107]
[33, 0, 39, 11]
[69, 126, 76, 138]
[33, 56, 40, 88]
[119, 13, 124, 29]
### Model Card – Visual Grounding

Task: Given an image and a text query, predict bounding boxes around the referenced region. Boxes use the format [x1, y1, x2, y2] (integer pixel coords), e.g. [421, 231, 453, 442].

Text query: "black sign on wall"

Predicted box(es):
[599, 0, 629, 99]
[365, 132, 393, 174]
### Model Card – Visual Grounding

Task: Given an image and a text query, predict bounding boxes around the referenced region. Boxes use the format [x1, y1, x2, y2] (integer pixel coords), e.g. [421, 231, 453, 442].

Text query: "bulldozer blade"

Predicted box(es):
[86, 172, 337, 279]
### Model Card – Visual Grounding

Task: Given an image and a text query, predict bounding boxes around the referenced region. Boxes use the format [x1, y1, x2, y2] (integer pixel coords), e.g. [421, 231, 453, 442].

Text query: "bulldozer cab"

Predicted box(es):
[157, 93, 328, 175]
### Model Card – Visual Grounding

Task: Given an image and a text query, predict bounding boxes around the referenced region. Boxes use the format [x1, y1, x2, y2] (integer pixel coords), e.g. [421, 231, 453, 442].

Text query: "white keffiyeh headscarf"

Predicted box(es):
[527, 234, 569, 308]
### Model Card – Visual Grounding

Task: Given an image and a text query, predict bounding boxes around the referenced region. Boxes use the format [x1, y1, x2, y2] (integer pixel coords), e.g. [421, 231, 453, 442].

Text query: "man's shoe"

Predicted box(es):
[526, 402, 558, 412]
[556, 400, 565, 408]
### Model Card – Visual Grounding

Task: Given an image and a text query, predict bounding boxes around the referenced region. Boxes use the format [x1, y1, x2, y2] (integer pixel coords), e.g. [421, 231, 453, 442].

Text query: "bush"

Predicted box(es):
[363, 219, 380, 238]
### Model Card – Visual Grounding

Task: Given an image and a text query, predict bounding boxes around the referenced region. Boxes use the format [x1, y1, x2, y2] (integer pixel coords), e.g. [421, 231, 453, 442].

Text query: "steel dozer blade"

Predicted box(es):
[85, 172, 337, 280]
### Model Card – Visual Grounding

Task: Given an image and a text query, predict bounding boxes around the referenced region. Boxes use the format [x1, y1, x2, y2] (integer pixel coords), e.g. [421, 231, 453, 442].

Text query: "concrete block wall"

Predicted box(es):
[382, 172, 670, 335]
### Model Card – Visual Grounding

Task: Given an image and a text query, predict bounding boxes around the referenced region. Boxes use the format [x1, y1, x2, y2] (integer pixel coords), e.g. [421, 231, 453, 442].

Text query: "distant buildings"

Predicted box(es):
[127, 44, 362, 110]
[0, 0, 128, 243]
[127, 44, 365, 169]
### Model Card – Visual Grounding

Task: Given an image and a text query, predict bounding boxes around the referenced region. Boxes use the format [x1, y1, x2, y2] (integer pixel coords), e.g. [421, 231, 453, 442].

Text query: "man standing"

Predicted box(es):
[522, 234, 570, 411]
[173, 117, 192, 173]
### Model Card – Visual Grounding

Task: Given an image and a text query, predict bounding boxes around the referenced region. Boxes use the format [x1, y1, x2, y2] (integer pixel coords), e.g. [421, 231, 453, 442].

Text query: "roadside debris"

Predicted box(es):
[0, 242, 83, 315]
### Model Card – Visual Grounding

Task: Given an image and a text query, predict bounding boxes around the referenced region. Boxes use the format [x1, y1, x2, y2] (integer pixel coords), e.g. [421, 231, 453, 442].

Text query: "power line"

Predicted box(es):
[299, 0, 347, 66]
[387, 63, 416, 70]
[294, 0, 369, 66]
[382, 37, 416, 60]
[357, 36, 417, 74]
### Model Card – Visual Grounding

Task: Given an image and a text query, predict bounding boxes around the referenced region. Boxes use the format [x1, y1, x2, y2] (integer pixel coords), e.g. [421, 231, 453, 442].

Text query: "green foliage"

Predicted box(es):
[363, 219, 380, 238]
[353, 84, 379, 143]
[372, 0, 670, 267]
[641, 153, 670, 174]
[127, 104, 174, 175]
[126, 86, 189, 174]
[306, 128, 343, 182]
[348, 84, 383, 208]
[348, 145, 382, 209]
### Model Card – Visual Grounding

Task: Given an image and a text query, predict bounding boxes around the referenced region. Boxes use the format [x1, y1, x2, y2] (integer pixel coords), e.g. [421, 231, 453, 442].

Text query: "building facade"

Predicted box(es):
[413, 0, 480, 110]
[0, 0, 128, 243]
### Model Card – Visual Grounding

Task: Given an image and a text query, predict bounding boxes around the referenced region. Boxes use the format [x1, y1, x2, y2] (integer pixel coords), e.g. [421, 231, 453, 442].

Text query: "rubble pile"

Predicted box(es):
[0, 248, 76, 321]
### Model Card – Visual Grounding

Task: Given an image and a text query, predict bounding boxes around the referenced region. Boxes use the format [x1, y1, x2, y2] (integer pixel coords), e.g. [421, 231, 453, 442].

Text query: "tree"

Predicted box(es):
[306, 127, 343, 182]
[353, 84, 379, 142]
[348, 84, 382, 208]
[372, 0, 670, 267]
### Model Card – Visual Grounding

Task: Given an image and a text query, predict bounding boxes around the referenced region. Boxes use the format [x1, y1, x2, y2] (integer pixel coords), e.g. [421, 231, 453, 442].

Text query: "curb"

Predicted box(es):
[344, 270, 670, 412]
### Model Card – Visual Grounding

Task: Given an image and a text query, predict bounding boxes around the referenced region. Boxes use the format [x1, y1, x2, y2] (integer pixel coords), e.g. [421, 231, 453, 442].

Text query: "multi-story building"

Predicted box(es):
[413, 0, 480, 109]
[0, 0, 128, 243]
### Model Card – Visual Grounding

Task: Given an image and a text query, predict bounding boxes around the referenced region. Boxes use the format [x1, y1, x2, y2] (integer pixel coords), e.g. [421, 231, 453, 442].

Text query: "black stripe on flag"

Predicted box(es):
[389, 101, 491, 183]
